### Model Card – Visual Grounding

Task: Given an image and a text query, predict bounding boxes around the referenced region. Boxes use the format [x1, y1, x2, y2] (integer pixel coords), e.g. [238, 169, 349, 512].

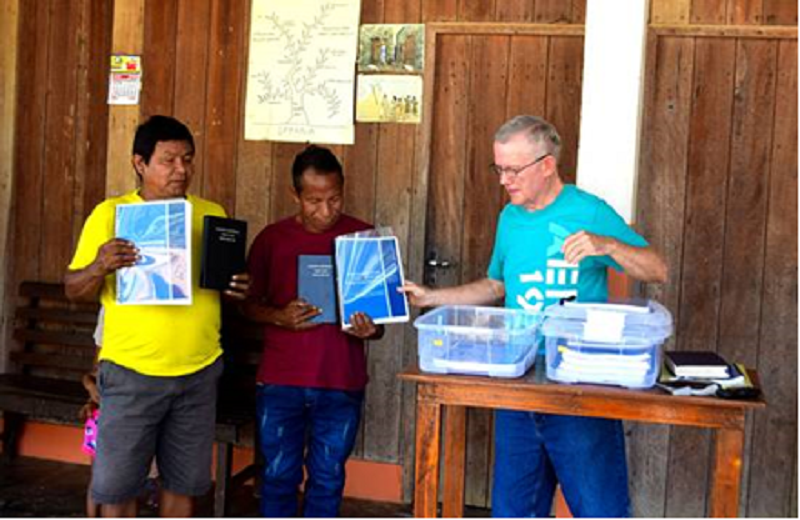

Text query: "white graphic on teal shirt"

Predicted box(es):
[516, 223, 579, 311]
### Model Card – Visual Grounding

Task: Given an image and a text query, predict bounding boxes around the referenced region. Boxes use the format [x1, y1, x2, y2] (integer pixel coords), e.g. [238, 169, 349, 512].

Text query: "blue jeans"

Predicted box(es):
[256, 384, 363, 517]
[492, 410, 630, 518]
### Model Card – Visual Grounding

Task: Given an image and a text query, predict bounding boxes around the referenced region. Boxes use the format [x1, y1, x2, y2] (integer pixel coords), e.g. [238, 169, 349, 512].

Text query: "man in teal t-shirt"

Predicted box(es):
[488, 184, 649, 312]
[403, 115, 667, 517]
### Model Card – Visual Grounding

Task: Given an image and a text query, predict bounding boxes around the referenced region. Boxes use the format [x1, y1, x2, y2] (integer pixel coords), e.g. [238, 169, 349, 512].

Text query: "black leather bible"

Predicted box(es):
[200, 216, 247, 291]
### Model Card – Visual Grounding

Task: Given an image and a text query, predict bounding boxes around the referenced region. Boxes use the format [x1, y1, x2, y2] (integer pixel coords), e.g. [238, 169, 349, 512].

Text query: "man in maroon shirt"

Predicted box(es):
[243, 145, 383, 517]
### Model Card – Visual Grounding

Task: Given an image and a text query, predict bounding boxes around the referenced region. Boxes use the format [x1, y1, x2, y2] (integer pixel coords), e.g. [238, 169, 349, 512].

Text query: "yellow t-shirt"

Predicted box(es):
[69, 190, 226, 376]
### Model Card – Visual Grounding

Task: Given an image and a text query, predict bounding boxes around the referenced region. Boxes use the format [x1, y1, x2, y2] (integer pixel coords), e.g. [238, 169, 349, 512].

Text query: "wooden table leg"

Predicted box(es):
[709, 426, 745, 517]
[414, 391, 442, 518]
[442, 405, 467, 518]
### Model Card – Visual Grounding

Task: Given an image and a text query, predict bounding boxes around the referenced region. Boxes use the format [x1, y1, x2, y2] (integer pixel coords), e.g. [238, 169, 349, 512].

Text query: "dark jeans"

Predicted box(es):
[256, 384, 364, 517]
[492, 410, 631, 518]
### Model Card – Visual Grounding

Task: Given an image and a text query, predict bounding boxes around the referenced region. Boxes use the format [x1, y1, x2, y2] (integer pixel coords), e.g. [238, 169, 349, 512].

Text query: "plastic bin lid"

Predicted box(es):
[542, 298, 673, 344]
[413, 305, 541, 332]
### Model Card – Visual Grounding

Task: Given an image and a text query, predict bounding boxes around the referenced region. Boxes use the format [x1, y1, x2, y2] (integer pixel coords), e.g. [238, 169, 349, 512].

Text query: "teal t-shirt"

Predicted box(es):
[487, 185, 647, 312]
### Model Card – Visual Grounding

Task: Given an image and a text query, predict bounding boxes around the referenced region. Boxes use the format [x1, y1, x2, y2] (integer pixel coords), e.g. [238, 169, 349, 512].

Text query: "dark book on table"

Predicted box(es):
[665, 351, 731, 378]
[200, 216, 247, 291]
[298, 255, 337, 324]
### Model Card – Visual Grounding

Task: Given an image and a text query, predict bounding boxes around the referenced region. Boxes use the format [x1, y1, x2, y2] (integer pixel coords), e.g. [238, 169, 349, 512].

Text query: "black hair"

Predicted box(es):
[132, 115, 195, 164]
[291, 145, 344, 193]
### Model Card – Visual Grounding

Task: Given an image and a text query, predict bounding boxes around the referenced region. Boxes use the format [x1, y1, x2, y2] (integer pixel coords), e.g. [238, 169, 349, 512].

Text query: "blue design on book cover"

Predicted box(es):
[335, 235, 409, 327]
[115, 199, 192, 305]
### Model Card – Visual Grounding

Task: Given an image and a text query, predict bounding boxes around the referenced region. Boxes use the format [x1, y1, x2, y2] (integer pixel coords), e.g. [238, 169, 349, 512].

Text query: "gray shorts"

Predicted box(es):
[91, 357, 223, 504]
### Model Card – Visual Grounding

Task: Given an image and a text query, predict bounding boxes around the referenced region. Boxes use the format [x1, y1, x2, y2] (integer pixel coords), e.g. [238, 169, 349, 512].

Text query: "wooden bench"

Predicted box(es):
[0, 281, 263, 516]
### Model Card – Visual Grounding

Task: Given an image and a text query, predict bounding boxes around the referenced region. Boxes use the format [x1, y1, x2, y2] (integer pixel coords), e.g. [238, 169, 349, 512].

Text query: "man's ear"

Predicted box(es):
[542, 155, 558, 178]
[131, 155, 145, 176]
[290, 185, 301, 204]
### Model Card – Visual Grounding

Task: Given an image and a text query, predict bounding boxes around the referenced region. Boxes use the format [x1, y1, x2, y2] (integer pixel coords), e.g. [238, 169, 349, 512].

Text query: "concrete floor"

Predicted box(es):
[0, 457, 417, 517]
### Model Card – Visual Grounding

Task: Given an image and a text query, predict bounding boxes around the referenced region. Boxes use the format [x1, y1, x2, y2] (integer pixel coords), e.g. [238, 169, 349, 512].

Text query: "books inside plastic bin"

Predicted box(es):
[115, 199, 192, 305]
[334, 232, 409, 328]
[665, 351, 730, 379]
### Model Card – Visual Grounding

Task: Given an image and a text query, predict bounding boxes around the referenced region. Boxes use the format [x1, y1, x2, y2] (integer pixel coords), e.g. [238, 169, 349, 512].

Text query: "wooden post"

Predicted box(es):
[105, 0, 145, 198]
[0, 0, 20, 374]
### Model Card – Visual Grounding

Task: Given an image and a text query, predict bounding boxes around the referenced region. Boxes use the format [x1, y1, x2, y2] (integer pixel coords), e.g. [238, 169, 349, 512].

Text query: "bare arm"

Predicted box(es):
[400, 278, 505, 308]
[64, 239, 137, 302]
[562, 231, 668, 284]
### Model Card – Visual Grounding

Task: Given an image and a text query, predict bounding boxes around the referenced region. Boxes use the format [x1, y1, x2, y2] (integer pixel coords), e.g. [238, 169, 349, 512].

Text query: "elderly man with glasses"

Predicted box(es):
[402, 115, 667, 517]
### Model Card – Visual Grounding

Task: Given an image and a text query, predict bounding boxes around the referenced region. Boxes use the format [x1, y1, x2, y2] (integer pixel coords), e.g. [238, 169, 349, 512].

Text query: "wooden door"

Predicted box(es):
[415, 23, 585, 508]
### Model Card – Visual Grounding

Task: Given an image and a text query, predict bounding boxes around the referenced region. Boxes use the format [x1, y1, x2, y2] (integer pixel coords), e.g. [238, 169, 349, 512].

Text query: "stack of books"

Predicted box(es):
[658, 351, 758, 398]
[665, 351, 731, 379]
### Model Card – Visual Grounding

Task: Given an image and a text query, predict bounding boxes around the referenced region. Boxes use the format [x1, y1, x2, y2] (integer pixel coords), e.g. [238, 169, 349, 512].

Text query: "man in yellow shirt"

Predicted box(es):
[65, 115, 249, 517]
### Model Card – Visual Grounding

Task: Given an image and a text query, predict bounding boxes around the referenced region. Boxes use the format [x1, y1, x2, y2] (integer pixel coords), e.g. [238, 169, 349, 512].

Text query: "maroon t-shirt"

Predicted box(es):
[247, 214, 372, 390]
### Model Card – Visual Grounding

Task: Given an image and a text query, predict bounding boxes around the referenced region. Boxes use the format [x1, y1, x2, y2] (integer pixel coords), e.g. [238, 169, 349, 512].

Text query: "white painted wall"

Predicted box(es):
[576, 0, 650, 223]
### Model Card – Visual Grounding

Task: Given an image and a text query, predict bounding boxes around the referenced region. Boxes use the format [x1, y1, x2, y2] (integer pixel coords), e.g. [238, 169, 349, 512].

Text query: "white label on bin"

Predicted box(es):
[583, 310, 625, 343]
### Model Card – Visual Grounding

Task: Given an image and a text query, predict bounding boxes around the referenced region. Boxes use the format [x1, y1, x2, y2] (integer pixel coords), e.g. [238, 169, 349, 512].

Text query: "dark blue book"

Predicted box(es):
[297, 255, 337, 324]
[334, 235, 409, 328]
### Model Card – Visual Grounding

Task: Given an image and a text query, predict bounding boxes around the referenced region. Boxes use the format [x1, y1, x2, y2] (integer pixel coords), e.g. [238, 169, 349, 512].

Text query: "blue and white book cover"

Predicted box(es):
[115, 199, 192, 305]
[297, 255, 337, 324]
[334, 235, 409, 328]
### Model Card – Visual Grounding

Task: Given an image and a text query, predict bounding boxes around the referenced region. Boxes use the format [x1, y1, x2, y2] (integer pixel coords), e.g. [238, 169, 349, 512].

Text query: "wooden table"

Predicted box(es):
[399, 361, 765, 518]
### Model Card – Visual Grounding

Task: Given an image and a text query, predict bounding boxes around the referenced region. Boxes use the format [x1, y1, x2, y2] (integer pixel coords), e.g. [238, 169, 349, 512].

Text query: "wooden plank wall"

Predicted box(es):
[10, 0, 112, 290]
[637, 2, 797, 516]
[3, 0, 796, 515]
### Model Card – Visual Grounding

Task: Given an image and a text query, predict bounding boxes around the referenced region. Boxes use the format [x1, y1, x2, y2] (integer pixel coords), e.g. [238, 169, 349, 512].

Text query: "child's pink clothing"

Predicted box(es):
[82, 409, 99, 457]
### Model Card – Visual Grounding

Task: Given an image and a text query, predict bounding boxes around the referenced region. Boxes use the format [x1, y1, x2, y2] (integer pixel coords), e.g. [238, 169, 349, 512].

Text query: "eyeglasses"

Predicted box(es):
[489, 154, 550, 178]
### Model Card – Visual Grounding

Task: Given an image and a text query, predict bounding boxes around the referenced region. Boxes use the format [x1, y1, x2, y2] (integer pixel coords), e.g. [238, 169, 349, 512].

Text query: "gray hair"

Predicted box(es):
[494, 115, 562, 162]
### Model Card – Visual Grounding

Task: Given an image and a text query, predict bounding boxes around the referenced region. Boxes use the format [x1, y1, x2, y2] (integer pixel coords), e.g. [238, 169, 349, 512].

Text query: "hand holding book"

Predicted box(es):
[93, 238, 139, 276]
[270, 299, 323, 330]
[342, 311, 383, 339]
[223, 273, 251, 301]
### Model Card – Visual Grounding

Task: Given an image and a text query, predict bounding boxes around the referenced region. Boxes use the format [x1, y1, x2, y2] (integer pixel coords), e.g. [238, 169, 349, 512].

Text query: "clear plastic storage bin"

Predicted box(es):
[542, 300, 673, 388]
[414, 305, 542, 378]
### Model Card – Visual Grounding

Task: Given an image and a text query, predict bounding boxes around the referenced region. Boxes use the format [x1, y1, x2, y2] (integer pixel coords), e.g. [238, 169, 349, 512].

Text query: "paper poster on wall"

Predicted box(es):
[244, 0, 362, 144]
[357, 24, 424, 73]
[356, 74, 422, 124]
[108, 55, 142, 105]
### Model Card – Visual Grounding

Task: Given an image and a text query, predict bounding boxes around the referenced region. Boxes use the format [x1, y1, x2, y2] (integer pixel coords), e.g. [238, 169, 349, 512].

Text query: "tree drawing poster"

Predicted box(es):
[244, 0, 362, 144]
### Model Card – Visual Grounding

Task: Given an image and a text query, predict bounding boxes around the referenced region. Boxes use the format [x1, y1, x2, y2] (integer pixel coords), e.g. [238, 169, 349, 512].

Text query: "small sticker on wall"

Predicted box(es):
[108, 55, 142, 105]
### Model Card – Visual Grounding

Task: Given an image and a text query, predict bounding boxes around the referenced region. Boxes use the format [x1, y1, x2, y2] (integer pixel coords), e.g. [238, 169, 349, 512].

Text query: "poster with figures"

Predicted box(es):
[355, 24, 424, 124]
[357, 24, 424, 73]
[244, 0, 362, 144]
[356, 74, 422, 123]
